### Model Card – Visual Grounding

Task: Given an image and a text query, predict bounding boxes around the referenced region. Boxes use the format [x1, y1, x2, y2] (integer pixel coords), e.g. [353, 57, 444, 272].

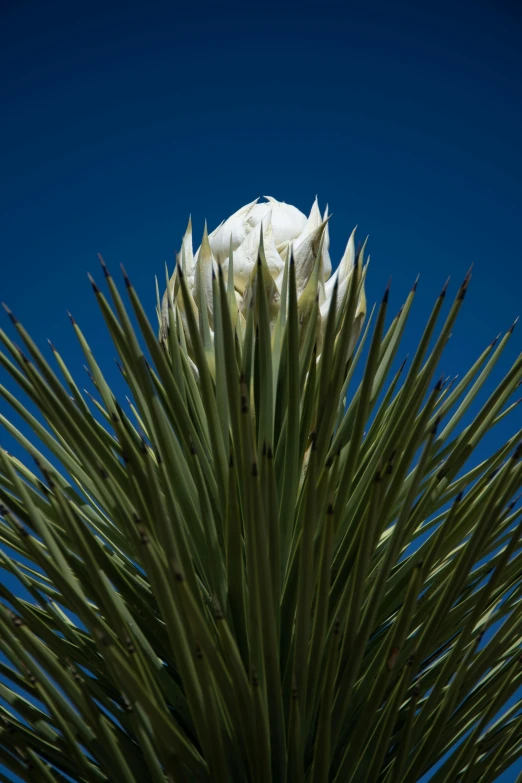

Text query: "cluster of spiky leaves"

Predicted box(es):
[0, 238, 521, 783]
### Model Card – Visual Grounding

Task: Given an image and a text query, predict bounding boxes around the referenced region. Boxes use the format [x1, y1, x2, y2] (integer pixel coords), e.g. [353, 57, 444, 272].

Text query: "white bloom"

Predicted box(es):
[208, 197, 307, 268]
[161, 196, 366, 355]
[221, 213, 286, 295]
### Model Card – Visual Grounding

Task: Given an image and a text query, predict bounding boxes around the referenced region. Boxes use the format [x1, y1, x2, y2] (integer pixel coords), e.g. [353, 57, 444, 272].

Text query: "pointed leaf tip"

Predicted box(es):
[120, 264, 131, 287]
[87, 274, 99, 293]
[98, 254, 110, 278]
[1, 302, 17, 324]
[458, 273, 471, 299]
[383, 279, 391, 303]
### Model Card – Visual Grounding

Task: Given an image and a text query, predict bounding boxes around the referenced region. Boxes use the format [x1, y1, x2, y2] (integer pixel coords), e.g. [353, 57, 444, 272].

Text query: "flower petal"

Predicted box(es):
[263, 196, 307, 248]
[321, 204, 332, 283]
[221, 212, 284, 295]
[220, 214, 264, 294]
[194, 223, 217, 327]
[306, 196, 323, 231]
[320, 232, 366, 358]
[239, 226, 281, 329]
[181, 216, 196, 292]
[324, 226, 356, 302]
[293, 218, 329, 296]
[208, 198, 260, 264]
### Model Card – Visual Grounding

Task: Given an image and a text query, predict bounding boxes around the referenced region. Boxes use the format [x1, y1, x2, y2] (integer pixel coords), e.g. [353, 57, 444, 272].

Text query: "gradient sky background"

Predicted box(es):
[1, 0, 521, 780]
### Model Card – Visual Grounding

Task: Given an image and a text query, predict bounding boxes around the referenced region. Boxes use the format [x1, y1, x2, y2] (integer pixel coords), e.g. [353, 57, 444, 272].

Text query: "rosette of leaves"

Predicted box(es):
[0, 202, 520, 783]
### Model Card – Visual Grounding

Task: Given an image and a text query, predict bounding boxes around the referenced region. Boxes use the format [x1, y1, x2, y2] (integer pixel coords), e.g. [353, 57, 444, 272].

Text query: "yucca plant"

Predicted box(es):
[0, 196, 521, 783]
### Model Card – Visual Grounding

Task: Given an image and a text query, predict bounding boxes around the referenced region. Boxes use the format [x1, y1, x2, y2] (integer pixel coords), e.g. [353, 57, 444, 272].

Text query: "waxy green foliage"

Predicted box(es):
[0, 209, 521, 783]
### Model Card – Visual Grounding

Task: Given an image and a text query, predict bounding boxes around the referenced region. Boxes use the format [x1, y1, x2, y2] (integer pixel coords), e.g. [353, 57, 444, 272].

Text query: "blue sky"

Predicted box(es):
[0, 0, 521, 780]
[1, 0, 521, 415]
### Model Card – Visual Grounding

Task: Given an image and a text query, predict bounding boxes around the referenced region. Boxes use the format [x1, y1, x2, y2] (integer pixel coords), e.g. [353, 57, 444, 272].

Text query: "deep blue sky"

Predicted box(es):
[1, 0, 521, 781]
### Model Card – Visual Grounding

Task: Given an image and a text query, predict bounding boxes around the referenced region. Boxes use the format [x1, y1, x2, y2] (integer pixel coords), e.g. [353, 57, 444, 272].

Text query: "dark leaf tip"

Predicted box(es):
[458, 274, 470, 300]
[1, 302, 17, 324]
[120, 264, 131, 288]
[98, 255, 110, 278]
[88, 274, 99, 293]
